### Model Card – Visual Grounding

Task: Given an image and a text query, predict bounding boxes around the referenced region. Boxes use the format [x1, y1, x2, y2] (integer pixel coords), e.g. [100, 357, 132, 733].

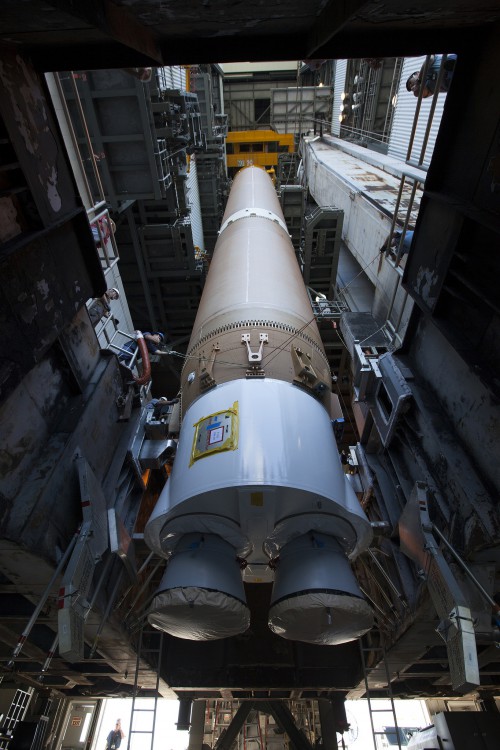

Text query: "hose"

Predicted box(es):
[133, 331, 152, 385]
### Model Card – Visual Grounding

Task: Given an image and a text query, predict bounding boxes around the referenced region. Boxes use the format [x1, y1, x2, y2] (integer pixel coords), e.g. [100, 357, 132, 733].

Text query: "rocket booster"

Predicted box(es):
[145, 166, 373, 644]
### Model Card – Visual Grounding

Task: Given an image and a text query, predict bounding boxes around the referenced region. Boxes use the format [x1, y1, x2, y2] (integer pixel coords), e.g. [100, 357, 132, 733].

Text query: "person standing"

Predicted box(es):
[88, 288, 120, 327]
[119, 331, 166, 365]
[406, 54, 457, 98]
[105, 720, 125, 750]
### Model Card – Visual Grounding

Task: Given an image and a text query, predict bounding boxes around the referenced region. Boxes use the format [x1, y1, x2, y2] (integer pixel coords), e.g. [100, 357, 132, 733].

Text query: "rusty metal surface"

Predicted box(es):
[2, 2, 500, 68]
[0, 49, 105, 403]
[0, 46, 82, 225]
[0, 214, 105, 403]
[310, 139, 424, 221]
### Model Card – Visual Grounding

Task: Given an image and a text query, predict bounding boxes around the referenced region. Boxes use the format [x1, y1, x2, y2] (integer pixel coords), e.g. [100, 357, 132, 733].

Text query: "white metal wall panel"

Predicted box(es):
[175, 65, 186, 90]
[224, 80, 293, 130]
[228, 99, 254, 130]
[158, 66, 186, 90]
[271, 87, 331, 134]
[186, 155, 205, 253]
[332, 60, 347, 136]
[388, 56, 446, 168]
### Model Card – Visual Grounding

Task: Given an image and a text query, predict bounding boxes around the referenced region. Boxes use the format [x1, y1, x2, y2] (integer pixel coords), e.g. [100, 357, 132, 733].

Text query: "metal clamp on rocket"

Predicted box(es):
[145, 166, 374, 644]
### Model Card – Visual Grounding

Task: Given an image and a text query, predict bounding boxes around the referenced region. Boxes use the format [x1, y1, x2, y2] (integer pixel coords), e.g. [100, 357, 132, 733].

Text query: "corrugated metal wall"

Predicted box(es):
[158, 65, 186, 90]
[388, 56, 446, 167]
[186, 155, 205, 253]
[332, 60, 347, 136]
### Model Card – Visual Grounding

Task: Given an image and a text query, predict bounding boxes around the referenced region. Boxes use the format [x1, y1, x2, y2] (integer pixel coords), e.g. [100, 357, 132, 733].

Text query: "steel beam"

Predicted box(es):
[263, 702, 314, 750]
[214, 702, 256, 750]
[318, 700, 340, 750]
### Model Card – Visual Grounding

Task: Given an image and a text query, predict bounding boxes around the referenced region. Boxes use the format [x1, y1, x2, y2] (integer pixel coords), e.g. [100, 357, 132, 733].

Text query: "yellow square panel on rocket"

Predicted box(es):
[190, 402, 239, 466]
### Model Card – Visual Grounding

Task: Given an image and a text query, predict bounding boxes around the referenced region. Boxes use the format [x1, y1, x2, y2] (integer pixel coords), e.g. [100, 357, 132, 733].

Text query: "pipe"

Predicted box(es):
[52, 73, 94, 208]
[68, 72, 106, 202]
[114, 551, 156, 610]
[133, 331, 152, 385]
[418, 55, 449, 166]
[367, 548, 408, 608]
[37, 555, 115, 681]
[432, 524, 500, 616]
[89, 568, 125, 659]
[406, 56, 432, 163]
[7, 529, 79, 667]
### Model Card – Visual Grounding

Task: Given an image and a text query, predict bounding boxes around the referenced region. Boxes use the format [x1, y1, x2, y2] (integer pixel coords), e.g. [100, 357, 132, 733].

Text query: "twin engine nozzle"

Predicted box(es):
[148, 531, 373, 645]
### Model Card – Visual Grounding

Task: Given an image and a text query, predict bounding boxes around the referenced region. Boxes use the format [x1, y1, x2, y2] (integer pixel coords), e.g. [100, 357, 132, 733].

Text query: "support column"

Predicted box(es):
[318, 699, 344, 750]
[214, 702, 256, 750]
[263, 702, 314, 750]
[188, 700, 206, 750]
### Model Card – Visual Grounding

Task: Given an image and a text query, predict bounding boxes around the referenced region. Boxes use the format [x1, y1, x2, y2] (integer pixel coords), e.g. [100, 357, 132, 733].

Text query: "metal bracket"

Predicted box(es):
[200, 343, 220, 390]
[291, 345, 318, 384]
[291, 346, 328, 399]
[241, 333, 268, 363]
[58, 520, 96, 662]
[354, 342, 382, 401]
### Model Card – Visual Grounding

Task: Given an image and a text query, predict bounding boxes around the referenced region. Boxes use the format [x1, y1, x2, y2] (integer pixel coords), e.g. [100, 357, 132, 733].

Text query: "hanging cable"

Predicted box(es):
[338, 250, 380, 295]
[260, 315, 318, 368]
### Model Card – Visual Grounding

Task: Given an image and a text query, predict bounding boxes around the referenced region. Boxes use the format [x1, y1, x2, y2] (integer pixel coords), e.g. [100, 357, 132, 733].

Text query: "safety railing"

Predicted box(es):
[381, 172, 423, 348]
[155, 137, 173, 191]
[406, 54, 454, 170]
[87, 201, 119, 270]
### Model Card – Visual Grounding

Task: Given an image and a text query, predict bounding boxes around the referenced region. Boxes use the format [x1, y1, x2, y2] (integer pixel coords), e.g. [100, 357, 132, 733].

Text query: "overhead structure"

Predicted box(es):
[7, 1, 494, 69]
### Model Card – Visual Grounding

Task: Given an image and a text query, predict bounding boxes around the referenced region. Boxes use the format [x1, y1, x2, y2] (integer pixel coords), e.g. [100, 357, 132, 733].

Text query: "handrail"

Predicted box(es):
[53, 72, 94, 207]
[86, 202, 120, 270]
[406, 56, 432, 162]
[67, 71, 107, 202]
[407, 54, 450, 168]
[418, 54, 449, 166]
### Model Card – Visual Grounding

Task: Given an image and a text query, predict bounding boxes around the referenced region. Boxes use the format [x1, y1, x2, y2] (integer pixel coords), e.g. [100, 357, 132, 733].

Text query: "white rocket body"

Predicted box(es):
[145, 167, 373, 644]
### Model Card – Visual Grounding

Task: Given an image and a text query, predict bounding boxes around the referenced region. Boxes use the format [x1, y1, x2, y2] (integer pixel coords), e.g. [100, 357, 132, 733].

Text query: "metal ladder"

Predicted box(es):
[126, 625, 164, 750]
[242, 708, 264, 750]
[359, 641, 402, 750]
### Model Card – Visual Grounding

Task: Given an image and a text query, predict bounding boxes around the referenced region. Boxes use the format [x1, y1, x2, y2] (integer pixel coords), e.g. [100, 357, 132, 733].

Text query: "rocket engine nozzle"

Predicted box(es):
[268, 533, 373, 645]
[148, 533, 250, 640]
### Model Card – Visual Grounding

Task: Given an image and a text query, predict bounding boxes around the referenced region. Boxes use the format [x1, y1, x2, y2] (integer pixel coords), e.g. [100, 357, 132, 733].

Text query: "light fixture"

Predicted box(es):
[341, 92, 349, 101]
[392, 94, 398, 107]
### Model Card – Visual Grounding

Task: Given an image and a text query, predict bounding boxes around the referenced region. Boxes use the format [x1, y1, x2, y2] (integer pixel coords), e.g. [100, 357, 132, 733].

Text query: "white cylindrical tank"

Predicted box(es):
[145, 167, 373, 643]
